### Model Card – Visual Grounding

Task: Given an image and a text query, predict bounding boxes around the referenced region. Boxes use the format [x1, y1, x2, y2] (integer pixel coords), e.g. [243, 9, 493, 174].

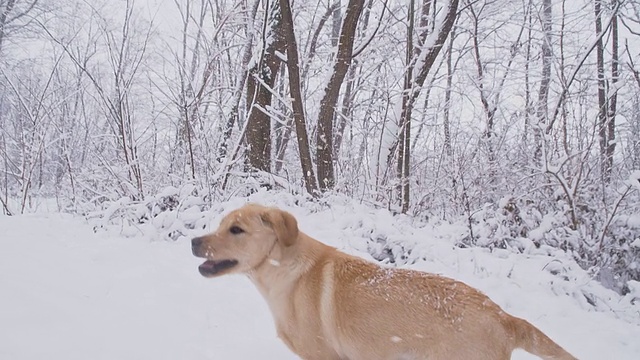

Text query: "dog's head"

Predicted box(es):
[191, 204, 299, 277]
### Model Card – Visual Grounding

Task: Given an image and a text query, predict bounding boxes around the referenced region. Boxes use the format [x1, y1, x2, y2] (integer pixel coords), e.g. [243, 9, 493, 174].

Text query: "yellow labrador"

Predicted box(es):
[191, 204, 576, 360]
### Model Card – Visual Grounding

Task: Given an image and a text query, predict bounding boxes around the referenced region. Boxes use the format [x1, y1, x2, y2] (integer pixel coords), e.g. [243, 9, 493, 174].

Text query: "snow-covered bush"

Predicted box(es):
[456, 174, 640, 295]
[87, 184, 211, 240]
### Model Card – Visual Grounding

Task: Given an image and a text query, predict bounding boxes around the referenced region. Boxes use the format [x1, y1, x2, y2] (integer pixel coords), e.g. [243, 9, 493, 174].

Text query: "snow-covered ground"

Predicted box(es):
[2, 193, 640, 359]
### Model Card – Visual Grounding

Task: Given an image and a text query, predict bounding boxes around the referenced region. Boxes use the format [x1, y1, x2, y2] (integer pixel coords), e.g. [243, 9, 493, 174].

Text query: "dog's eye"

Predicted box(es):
[229, 226, 244, 235]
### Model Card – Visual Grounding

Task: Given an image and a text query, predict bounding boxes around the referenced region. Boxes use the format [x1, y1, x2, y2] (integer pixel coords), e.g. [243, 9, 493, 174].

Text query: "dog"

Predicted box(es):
[191, 203, 577, 360]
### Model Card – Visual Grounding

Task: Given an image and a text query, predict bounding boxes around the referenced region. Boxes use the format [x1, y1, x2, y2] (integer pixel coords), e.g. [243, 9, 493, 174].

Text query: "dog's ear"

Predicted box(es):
[261, 208, 299, 247]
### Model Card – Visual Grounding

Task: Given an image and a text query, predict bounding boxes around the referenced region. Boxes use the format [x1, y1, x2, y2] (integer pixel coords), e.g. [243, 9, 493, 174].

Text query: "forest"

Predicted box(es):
[1, 0, 640, 295]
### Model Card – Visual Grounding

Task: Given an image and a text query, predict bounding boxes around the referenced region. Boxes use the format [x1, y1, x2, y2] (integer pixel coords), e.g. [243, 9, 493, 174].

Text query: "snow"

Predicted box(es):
[390, 336, 403, 343]
[2, 194, 640, 359]
[529, 213, 555, 241]
[0, 214, 294, 360]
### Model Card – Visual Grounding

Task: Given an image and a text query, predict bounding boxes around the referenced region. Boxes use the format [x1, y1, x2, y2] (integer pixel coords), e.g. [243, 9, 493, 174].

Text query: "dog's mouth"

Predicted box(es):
[198, 259, 239, 277]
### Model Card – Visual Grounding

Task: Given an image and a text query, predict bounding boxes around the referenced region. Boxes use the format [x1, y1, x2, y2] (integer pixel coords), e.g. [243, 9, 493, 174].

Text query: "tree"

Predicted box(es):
[595, 0, 619, 183]
[0, 0, 44, 214]
[44, 0, 152, 199]
[534, 0, 552, 164]
[396, 0, 459, 213]
[279, 0, 318, 195]
[219, 1, 260, 165]
[0, 0, 40, 53]
[315, 0, 366, 191]
[275, 2, 339, 174]
[245, 0, 287, 173]
[467, 0, 526, 191]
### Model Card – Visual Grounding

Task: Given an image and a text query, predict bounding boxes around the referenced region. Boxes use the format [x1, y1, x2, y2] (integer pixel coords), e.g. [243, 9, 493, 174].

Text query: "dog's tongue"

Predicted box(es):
[198, 259, 238, 276]
[199, 260, 218, 272]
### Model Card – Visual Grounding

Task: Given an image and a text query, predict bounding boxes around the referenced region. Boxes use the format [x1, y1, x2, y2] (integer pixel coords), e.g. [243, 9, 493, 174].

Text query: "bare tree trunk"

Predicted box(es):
[605, 0, 619, 182]
[335, 0, 375, 164]
[443, 27, 455, 157]
[276, 3, 339, 176]
[397, 0, 416, 214]
[245, 0, 286, 172]
[274, 63, 292, 174]
[626, 41, 640, 169]
[544, 0, 620, 135]
[180, 0, 216, 180]
[273, 0, 339, 175]
[316, 0, 366, 191]
[0, 129, 10, 215]
[595, 0, 608, 181]
[534, 0, 552, 164]
[595, 0, 618, 183]
[560, 0, 570, 157]
[469, 3, 497, 179]
[176, 0, 195, 179]
[396, 0, 459, 213]
[219, 0, 260, 163]
[523, 0, 533, 145]
[279, 0, 318, 195]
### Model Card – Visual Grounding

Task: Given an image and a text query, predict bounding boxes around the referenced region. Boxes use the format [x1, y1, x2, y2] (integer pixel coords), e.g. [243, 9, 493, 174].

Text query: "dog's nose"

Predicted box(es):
[191, 236, 203, 246]
[192, 236, 204, 250]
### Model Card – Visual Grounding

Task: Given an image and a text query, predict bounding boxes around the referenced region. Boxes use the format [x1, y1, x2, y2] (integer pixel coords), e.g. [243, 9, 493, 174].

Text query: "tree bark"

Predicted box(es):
[605, 0, 618, 182]
[534, 0, 552, 164]
[316, 0, 366, 191]
[396, 0, 459, 213]
[279, 0, 318, 195]
[595, 0, 608, 181]
[595, 0, 618, 183]
[246, 0, 287, 172]
[443, 27, 455, 157]
[218, 0, 260, 163]
[397, 0, 416, 214]
[523, 0, 533, 145]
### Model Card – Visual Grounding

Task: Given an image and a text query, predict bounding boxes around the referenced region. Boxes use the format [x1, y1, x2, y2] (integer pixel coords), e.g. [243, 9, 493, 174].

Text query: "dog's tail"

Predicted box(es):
[506, 315, 577, 360]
